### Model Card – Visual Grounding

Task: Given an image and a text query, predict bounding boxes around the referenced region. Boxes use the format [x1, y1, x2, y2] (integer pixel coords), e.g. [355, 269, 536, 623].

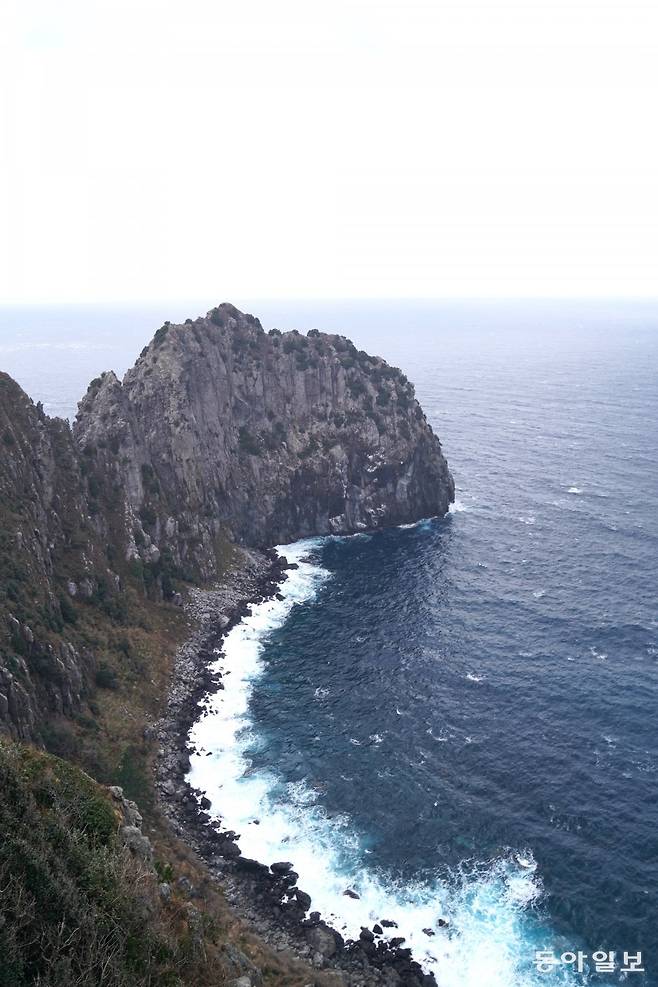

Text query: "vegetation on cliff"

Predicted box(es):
[0, 305, 452, 986]
[0, 741, 214, 987]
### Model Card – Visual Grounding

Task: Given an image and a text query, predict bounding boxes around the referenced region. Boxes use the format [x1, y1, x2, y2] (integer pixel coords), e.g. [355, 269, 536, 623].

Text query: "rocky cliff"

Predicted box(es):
[0, 373, 108, 739]
[0, 303, 453, 740]
[75, 303, 453, 581]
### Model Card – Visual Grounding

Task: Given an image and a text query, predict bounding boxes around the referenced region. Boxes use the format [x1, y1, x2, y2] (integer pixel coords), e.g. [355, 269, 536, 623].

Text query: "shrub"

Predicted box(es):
[0, 741, 199, 987]
[95, 664, 119, 690]
[238, 426, 261, 456]
[139, 505, 157, 527]
[153, 323, 170, 347]
[59, 594, 77, 625]
[140, 463, 159, 496]
[348, 377, 367, 399]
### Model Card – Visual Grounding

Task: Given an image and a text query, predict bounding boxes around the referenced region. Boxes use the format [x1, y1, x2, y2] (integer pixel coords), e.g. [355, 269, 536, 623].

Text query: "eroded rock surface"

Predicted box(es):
[0, 303, 453, 752]
[75, 303, 454, 580]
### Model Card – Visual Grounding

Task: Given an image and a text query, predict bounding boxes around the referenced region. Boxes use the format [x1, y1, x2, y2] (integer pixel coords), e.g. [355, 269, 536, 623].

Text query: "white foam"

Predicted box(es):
[448, 499, 468, 514]
[568, 486, 583, 495]
[397, 516, 435, 530]
[187, 537, 583, 986]
[466, 673, 484, 683]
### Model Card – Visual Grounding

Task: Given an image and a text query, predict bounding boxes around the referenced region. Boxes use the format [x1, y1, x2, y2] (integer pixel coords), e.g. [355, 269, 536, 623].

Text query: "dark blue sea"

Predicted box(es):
[2, 300, 657, 986]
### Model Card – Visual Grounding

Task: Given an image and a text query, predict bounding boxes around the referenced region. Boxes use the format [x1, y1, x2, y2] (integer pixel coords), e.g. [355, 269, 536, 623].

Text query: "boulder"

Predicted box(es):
[120, 825, 153, 863]
[295, 888, 312, 912]
[270, 860, 294, 874]
[305, 922, 343, 959]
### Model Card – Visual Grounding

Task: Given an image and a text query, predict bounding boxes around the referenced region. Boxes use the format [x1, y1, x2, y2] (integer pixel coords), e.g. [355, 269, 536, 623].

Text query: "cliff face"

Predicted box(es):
[0, 374, 108, 739]
[75, 303, 454, 580]
[0, 303, 453, 740]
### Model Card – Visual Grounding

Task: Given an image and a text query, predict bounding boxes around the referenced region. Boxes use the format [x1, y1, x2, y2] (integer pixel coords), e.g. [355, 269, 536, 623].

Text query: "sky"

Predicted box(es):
[1, 0, 657, 303]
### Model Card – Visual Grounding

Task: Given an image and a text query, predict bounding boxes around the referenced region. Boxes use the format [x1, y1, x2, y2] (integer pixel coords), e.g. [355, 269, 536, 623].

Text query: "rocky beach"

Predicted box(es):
[154, 544, 437, 987]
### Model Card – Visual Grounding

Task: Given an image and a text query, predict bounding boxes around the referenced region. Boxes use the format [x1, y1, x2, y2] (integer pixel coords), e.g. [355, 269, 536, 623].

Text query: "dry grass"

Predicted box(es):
[48, 589, 341, 986]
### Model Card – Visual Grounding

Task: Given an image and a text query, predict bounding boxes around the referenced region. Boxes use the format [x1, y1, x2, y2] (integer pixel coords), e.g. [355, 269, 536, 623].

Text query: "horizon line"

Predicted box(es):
[2, 295, 658, 308]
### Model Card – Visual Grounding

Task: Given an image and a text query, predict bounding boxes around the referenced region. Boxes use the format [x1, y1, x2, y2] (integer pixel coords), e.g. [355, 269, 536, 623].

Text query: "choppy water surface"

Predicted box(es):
[3, 300, 657, 985]
[189, 302, 658, 986]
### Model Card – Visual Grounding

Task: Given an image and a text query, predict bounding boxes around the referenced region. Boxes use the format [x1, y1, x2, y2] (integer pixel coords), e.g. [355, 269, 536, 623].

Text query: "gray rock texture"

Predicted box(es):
[0, 303, 453, 747]
[75, 303, 453, 580]
[0, 373, 107, 739]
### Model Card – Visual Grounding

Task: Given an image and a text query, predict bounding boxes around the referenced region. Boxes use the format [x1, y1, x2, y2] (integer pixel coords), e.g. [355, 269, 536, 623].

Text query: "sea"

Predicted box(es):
[1, 299, 656, 986]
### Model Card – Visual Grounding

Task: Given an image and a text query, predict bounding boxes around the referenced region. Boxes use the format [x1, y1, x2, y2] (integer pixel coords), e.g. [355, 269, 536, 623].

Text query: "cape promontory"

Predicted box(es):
[0, 303, 453, 742]
[0, 303, 453, 986]
[75, 303, 454, 580]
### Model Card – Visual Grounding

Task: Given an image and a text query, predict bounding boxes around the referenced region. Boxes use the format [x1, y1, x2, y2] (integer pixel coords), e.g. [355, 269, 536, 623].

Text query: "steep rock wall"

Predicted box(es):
[0, 303, 454, 738]
[75, 303, 454, 581]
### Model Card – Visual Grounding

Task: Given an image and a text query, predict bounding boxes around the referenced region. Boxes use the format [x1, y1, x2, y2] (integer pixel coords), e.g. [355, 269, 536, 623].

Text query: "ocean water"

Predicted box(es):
[2, 300, 657, 985]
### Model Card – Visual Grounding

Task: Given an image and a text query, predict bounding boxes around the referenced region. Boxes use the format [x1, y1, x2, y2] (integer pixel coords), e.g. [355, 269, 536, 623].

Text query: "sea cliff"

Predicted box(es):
[0, 304, 453, 986]
[0, 303, 453, 741]
[75, 302, 453, 577]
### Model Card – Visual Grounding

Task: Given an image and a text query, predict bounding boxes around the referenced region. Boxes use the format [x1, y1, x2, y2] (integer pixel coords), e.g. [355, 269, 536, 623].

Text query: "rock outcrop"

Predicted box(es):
[0, 303, 453, 739]
[0, 373, 109, 739]
[75, 303, 454, 580]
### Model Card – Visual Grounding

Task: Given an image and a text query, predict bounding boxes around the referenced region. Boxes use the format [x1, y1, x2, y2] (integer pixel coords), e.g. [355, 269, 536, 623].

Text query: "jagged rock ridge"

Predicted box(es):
[75, 303, 454, 580]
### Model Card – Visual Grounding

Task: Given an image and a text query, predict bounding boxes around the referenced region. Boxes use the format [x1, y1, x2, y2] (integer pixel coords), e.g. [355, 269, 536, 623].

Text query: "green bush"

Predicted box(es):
[238, 426, 261, 456]
[0, 741, 185, 987]
[140, 463, 160, 496]
[153, 324, 170, 347]
[95, 664, 119, 690]
[348, 377, 367, 399]
[139, 505, 157, 527]
[59, 594, 77, 625]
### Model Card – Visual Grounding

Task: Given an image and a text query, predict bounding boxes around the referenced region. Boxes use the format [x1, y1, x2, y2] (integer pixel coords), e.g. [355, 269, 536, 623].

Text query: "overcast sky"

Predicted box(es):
[1, 0, 657, 303]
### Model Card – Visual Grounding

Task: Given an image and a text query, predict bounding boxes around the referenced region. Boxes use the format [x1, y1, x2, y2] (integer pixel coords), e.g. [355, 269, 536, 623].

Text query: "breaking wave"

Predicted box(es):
[187, 538, 590, 986]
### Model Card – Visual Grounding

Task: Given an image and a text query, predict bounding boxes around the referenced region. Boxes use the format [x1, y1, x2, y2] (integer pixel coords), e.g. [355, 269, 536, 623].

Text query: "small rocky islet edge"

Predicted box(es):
[0, 304, 454, 986]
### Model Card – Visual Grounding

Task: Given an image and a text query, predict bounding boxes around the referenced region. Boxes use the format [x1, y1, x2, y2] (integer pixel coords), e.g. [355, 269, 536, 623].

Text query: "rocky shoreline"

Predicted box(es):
[154, 546, 437, 987]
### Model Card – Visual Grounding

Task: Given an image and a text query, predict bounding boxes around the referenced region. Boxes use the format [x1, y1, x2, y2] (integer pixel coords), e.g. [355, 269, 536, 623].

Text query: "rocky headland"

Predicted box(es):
[0, 303, 454, 986]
